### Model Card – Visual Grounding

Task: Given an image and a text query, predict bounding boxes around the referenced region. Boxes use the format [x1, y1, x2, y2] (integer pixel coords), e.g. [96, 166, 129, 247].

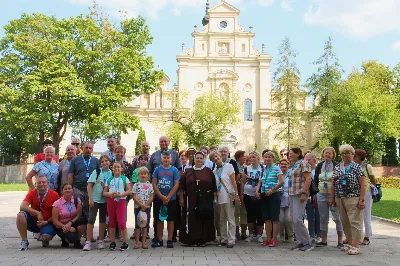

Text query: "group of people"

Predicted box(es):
[16, 136, 377, 256]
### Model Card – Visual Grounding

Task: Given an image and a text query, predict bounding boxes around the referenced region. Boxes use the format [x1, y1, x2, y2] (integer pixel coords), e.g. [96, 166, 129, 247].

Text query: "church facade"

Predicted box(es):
[121, 1, 314, 157]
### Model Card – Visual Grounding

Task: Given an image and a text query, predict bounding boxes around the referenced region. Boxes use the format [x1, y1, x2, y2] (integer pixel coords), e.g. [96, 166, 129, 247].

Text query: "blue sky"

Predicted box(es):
[2, 0, 400, 88]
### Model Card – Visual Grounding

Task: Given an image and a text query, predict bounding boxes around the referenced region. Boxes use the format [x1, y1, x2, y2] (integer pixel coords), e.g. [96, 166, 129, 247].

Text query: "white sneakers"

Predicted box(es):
[245, 236, 252, 242]
[83, 240, 104, 251]
[257, 235, 263, 243]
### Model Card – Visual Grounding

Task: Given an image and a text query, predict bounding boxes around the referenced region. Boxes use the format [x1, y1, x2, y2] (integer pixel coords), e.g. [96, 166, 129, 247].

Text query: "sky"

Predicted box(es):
[2, 0, 400, 89]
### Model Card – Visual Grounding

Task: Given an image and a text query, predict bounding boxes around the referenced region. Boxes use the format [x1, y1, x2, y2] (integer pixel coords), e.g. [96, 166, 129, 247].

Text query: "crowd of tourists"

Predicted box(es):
[16, 136, 378, 255]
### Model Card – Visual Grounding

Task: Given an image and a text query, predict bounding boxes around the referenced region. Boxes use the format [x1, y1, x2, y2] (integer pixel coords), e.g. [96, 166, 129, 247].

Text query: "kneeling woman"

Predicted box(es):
[179, 151, 217, 246]
[52, 183, 87, 248]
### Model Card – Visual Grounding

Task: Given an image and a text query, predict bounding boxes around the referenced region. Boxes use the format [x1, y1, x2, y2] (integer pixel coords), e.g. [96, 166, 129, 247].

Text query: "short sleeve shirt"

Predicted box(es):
[52, 196, 80, 225]
[132, 181, 154, 208]
[288, 160, 312, 196]
[261, 164, 283, 192]
[87, 169, 112, 203]
[69, 155, 100, 193]
[58, 159, 72, 186]
[362, 163, 374, 190]
[105, 176, 131, 199]
[332, 162, 364, 198]
[213, 163, 235, 204]
[33, 161, 59, 190]
[152, 166, 180, 200]
[23, 189, 60, 221]
[243, 164, 263, 197]
[147, 150, 182, 175]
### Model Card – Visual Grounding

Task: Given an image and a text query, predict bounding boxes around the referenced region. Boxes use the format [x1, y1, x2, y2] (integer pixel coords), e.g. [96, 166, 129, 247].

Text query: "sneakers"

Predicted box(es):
[109, 242, 117, 251]
[167, 240, 174, 248]
[74, 242, 83, 249]
[316, 241, 327, 247]
[337, 243, 345, 249]
[61, 239, 69, 248]
[300, 244, 314, 252]
[244, 236, 252, 243]
[41, 240, 49, 247]
[19, 240, 29, 251]
[226, 243, 234, 248]
[257, 234, 263, 243]
[241, 234, 247, 240]
[268, 241, 278, 247]
[151, 240, 163, 248]
[291, 243, 305, 250]
[97, 240, 104, 250]
[83, 241, 91, 251]
[119, 242, 129, 251]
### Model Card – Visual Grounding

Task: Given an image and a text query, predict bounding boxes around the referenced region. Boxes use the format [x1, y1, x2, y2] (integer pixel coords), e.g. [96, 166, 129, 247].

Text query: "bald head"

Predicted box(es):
[66, 144, 77, 160]
[159, 136, 170, 150]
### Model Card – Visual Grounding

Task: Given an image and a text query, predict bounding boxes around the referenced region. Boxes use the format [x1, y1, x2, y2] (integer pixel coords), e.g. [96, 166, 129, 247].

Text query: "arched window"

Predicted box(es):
[244, 99, 252, 121]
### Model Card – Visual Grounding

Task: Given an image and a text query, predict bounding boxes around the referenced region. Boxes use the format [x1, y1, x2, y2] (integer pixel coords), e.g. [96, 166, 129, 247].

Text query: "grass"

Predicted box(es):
[0, 183, 28, 192]
[372, 188, 400, 222]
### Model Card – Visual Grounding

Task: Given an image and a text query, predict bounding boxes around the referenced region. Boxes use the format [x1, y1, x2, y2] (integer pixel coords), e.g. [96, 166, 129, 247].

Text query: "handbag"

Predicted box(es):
[192, 169, 214, 216]
[365, 164, 382, 203]
[301, 162, 319, 196]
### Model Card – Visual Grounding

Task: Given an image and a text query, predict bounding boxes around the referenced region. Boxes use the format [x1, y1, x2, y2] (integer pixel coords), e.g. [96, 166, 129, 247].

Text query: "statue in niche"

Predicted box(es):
[219, 43, 228, 53]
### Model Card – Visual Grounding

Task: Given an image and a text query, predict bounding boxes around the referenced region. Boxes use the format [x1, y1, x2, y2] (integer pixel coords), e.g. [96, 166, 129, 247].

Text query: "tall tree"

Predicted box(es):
[166, 88, 240, 148]
[272, 37, 307, 148]
[0, 6, 163, 158]
[134, 128, 146, 155]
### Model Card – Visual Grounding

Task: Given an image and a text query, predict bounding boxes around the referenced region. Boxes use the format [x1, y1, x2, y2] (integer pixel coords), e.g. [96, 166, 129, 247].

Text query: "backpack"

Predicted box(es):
[106, 175, 127, 190]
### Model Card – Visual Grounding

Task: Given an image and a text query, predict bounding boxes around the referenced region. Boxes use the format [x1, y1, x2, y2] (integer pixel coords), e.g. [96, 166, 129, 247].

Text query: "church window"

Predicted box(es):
[242, 44, 245, 52]
[244, 99, 252, 121]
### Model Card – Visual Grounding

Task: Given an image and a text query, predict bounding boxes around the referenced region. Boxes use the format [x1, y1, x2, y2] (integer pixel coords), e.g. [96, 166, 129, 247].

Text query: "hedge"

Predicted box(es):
[376, 177, 400, 189]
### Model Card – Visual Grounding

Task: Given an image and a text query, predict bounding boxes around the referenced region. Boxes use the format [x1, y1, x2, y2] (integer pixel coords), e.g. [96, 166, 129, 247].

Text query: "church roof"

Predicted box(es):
[208, 1, 240, 14]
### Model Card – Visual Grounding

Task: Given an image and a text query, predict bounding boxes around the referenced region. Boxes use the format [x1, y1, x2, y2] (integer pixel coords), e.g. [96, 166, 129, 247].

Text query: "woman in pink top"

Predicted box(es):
[52, 183, 86, 248]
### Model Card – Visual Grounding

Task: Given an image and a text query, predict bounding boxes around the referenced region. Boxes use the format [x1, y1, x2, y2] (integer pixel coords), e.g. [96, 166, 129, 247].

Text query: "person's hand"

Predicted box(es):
[112, 192, 118, 198]
[37, 212, 43, 221]
[300, 193, 307, 203]
[240, 196, 244, 203]
[141, 205, 146, 212]
[357, 200, 365, 210]
[162, 196, 169, 205]
[179, 199, 184, 207]
[69, 227, 76, 233]
[213, 199, 217, 206]
[89, 199, 94, 208]
[266, 190, 273, 197]
[329, 197, 336, 207]
[37, 220, 47, 228]
[255, 192, 261, 200]
[312, 196, 318, 208]
[233, 195, 240, 205]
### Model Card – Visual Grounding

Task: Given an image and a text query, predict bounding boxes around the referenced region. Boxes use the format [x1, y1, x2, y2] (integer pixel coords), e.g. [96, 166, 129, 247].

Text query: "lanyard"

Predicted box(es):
[359, 162, 364, 168]
[114, 177, 121, 193]
[41, 161, 55, 182]
[264, 165, 273, 179]
[101, 169, 110, 182]
[65, 201, 73, 214]
[250, 164, 260, 179]
[66, 159, 71, 169]
[324, 161, 333, 179]
[342, 161, 353, 175]
[108, 151, 116, 161]
[288, 160, 301, 177]
[217, 163, 225, 182]
[225, 158, 230, 163]
[81, 155, 92, 171]
[37, 188, 49, 210]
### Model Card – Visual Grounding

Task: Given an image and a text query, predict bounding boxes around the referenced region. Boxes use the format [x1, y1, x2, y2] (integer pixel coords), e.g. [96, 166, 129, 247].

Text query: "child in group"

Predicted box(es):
[103, 161, 132, 251]
[151, 151, 180, 248]
[132, 154, 149, 184]
[83, 155, 112, 251]
[132, 167, 154, 249]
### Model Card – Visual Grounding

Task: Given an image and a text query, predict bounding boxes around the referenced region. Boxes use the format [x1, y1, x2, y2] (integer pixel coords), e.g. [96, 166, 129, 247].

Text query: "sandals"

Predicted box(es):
[134, 243, 140, 249]
[360, 238, 370, 245]
[347, 246, 361, 255]
[142, 243, 148, 249]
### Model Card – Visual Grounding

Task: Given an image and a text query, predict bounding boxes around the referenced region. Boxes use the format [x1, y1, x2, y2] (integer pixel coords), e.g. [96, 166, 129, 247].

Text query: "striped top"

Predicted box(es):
[260, 164, 283, 193]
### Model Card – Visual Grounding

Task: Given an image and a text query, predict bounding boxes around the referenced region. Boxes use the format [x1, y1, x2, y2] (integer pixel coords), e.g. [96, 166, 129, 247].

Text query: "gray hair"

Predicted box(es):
[66, 144, 77, 152]
[339, 144, 355, 154]
[248, 151, 260, 158]
[43, 146, 55, 154]
[263, 151, 275, 158]
[218, 145, 230, 153]
[210, 151, 221, 161]
[305, 152, 317, 162]
[71, 136, 81, 143]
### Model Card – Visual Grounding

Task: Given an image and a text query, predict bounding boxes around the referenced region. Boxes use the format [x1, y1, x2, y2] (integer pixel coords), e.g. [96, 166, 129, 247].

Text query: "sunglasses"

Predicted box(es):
[72, 143, 80, 146]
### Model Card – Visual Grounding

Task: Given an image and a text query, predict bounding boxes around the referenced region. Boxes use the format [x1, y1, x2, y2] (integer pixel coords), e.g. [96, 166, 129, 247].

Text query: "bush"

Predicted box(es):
[375, 177, 400, 188]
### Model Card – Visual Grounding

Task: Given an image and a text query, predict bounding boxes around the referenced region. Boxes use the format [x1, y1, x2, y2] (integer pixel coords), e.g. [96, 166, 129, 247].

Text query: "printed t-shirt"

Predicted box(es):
[23, 189, 60, 221]
[52, 196, 80, 225]
[32, 161, 59, 190]
[152, 165, 180, 200]
[87, 169, 111, 203]
[281, 173, 290, 207]
[213, 163, 235, 205]
[105, 176, 131, 200]
[132, 181, 154, 208]
[261, 164, 283, 192]
[243, 164, 263, 197]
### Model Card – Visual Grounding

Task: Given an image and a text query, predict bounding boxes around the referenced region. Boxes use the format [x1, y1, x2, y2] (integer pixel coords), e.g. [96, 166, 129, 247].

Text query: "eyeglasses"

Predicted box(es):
[72, 143, 80, 146]
[340, 152, 352, 156]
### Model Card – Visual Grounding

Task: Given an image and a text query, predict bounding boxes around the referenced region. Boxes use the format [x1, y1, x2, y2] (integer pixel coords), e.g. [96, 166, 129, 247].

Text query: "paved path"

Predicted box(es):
[0, 192, 399, 266]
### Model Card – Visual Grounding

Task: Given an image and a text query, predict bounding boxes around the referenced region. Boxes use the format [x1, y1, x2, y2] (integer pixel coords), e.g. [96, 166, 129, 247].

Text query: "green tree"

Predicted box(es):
[167, 89, 241, 148]
[134, 128, 146, 155]
[272, 37, 307, 148]
[320, 61, 400, 161]
[0, 6, 163, 157]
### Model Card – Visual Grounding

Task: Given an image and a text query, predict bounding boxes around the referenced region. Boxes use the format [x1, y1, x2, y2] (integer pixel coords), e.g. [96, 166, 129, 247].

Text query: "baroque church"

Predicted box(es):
[121, 0, 315, 157]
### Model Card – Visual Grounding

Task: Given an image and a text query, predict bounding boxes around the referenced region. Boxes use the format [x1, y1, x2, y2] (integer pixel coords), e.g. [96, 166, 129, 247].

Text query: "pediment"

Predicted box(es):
[209, 2, 240, 13]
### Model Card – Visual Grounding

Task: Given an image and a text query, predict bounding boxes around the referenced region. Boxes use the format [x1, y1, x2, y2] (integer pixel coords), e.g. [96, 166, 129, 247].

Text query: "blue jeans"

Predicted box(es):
[305, 199, 321, 238]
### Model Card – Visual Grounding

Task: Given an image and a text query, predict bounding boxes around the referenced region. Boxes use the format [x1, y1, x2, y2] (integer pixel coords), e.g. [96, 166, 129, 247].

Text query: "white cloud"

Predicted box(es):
[393, 41, 400, 51]
[66, 0, 285, 20]
[281, 0, 293, 11]
[304, 0, 400, 38]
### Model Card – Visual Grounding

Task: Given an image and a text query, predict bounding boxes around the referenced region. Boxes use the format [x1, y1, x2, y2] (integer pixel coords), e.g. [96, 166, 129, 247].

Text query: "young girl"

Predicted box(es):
[83, 155, 112, 251]
[103, 161, 131, 251]
[132, 167, 154, 249]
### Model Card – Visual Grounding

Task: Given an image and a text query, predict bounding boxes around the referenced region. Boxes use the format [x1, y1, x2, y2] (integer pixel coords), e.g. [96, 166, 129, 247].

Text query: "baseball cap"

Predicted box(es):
[159, 206, 168, 221]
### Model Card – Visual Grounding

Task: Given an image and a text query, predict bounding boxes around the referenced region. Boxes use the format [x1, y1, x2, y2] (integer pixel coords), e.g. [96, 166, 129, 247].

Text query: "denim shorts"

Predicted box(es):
[20, 211, 56, 237]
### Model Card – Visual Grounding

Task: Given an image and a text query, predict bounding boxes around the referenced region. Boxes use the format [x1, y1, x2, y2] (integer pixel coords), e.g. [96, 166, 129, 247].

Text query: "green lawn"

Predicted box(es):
[372, 188, 400, 222]
[0, 183, 28, 192]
